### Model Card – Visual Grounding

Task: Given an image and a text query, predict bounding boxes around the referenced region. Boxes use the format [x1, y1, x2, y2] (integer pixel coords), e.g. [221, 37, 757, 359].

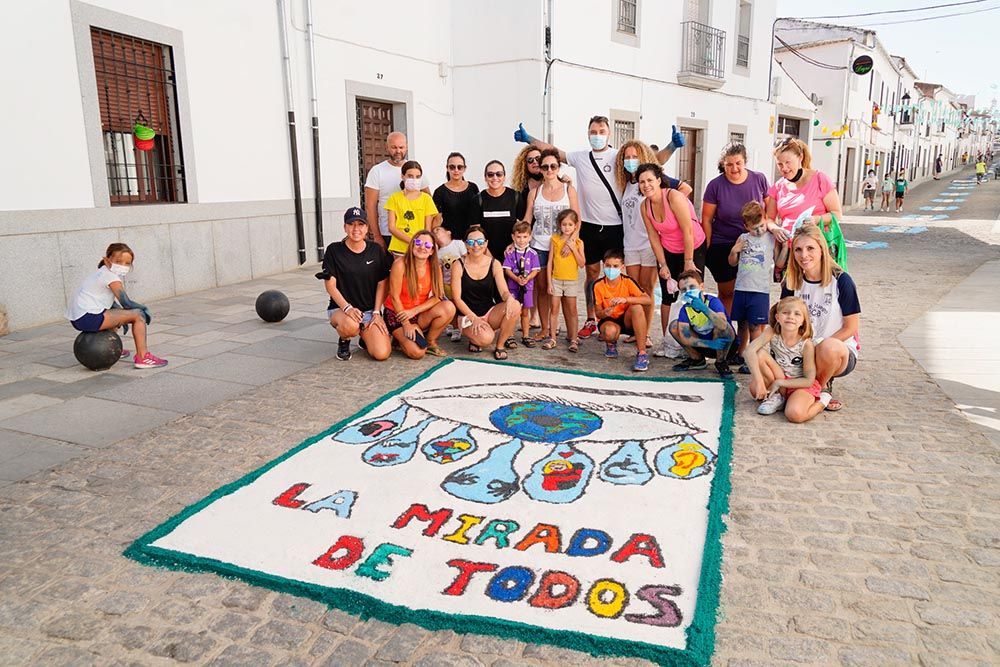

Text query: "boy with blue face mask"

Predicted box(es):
[668, 269, 736, 379]
[593, 249, 652, 371]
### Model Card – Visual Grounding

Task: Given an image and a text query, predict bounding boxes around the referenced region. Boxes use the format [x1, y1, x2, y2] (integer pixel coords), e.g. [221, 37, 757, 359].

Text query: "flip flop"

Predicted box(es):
[426, 344, 447, 357]
[493, 348, 508, 360]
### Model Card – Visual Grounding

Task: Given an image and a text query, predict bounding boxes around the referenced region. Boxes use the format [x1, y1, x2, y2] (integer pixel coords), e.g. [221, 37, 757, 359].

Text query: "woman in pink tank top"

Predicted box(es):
[636, 163, 707, 307]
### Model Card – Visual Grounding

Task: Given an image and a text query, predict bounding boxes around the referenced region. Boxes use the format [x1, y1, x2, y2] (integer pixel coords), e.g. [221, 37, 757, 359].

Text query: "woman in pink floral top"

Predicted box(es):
[765, 138, 843, 236]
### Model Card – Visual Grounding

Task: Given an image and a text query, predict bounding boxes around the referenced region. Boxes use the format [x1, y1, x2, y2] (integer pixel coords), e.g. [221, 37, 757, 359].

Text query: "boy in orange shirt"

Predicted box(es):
[593, 249, 652, 371]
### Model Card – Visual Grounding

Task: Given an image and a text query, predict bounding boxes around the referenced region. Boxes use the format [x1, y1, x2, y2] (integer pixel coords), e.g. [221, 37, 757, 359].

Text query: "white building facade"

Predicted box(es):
[2, 0, 790, 331]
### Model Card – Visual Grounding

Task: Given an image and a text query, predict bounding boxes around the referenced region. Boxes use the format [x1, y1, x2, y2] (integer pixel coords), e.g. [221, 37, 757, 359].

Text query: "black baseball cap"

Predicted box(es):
[344, 207, 368, 224]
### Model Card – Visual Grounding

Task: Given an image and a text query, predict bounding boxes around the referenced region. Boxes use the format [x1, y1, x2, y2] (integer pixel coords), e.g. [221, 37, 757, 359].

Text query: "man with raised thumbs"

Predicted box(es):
[514, 118, 685, 338]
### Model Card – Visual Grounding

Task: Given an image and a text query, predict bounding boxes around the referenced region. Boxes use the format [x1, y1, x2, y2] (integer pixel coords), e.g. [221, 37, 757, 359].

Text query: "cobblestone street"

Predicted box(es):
[1, 171, 999, 665]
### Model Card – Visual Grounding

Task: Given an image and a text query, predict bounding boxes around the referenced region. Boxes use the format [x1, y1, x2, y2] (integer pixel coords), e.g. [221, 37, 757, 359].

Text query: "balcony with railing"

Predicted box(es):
[678, 21, 726, 90]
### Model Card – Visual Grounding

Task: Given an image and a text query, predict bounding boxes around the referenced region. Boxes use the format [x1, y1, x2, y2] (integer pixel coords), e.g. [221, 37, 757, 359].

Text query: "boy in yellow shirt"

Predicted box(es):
[546, 209, 586, 352]
[593, 249, 652, 371]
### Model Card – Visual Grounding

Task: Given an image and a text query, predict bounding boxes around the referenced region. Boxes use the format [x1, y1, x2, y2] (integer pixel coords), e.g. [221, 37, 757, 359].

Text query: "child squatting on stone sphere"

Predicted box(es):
[65, 242, 168, 369]
[745, 296, 833, 422]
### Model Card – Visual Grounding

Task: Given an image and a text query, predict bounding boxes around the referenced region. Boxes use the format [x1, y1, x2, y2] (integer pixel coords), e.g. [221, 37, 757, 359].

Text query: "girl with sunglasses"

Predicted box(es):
[384, 230, 456, 359]
[450, 226, 522, 360]
[433, 152, 480, 241]
[520, 149, 580, 346]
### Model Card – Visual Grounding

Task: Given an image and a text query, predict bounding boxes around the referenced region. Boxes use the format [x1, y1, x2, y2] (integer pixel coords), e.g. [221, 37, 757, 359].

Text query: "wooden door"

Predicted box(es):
[676, 127, 699, 203]
[356, 99, 394, 204]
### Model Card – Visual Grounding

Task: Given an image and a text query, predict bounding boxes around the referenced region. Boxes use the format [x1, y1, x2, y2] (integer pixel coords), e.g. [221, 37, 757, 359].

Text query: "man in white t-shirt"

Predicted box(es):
[514, 117, 684, 338]
[363, 131, 430, 249]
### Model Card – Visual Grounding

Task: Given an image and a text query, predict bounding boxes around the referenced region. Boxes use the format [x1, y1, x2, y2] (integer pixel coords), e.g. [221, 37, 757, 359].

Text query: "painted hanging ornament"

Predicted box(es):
[133, 122, 155, 151]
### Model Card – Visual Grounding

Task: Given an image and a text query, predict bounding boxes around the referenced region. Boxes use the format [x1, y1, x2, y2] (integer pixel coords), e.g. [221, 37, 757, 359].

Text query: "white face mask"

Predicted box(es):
[404, 178, 421, 192]
[109, 263, 131, 277]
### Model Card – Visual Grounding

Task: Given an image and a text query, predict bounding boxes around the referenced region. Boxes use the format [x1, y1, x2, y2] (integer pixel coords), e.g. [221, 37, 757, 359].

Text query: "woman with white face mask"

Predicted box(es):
[386, 160, 440, 256]
[614, 139, 691, 346]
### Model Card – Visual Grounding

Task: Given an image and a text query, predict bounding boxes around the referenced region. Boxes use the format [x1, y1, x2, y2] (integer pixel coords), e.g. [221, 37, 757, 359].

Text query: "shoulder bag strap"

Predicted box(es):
[588, 152, 623, 220]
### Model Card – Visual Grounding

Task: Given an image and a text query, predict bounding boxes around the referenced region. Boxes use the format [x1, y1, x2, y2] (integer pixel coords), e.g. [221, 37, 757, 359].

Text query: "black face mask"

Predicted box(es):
[528, 171, 543, 181]
[789, 168, 804, 183]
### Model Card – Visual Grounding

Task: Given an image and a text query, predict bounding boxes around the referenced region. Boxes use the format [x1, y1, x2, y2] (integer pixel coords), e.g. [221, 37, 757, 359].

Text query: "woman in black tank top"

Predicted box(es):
[450, 226, 523, 360]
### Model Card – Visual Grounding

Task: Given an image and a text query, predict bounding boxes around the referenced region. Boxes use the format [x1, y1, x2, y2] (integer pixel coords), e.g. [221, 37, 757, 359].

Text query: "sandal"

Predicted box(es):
[521, 337, 537, 348]
[426, 344, 447, 357]
[624, 335, 636, 344]
[504, 337, 518, 349]
[825, 398, 843, 412]
[468, 343, 482, 353]
[540, 338, 557, 350]
[493, 348, 508, 360]
[568, 339, 579, 353]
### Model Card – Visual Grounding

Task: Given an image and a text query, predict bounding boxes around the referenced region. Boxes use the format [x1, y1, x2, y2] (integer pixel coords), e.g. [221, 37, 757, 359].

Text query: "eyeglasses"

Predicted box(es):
[413, 239, 435, 249]
[466, 238, 487, 247]
[485, 171, 505, 178]
[540, 164, 559, 171]
[447, 164, 466, 171]
[526, 156, 540, 164]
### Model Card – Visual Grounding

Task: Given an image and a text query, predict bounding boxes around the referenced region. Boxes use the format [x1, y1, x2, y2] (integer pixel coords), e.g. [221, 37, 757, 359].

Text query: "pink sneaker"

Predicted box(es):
[133, 352, 168, 369]
[120, 348, 131, 359]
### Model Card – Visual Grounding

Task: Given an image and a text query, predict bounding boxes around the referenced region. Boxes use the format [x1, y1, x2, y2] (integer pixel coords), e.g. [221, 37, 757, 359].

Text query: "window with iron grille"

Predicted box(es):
[729, 131, 746, 145]
[776, 117, 801, 136]
[736, 1, 751, 67]
[614, 120, 635, 148]
[617, 0, 637, 35]
[91, 27, 186, 205]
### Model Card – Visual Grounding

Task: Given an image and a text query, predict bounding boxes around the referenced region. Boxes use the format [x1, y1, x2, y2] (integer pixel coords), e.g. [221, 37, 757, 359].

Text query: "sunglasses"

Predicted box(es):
[413, 239, 435, 249]
[486, 171, 505, 178]
[447, 164, 466, 171]
[466, 238, 487, 247]
[526, 156, 540, 164]
[540, 164, 559, 171]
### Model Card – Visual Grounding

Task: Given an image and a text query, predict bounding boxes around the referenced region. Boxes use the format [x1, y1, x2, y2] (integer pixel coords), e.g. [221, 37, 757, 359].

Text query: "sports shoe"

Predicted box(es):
[337, 338, 352, 361]
[672, 357, 707, 372]
[578, 319, 597, 339]
[714, 360, 734, 379]
[450, 329, 463, 343]
[604, 343, 619, 359]
[757, 393, 786, 415]
[120, 348, 131, 359]
[133, 352, 168, 369]
[633, 353, 649, 372]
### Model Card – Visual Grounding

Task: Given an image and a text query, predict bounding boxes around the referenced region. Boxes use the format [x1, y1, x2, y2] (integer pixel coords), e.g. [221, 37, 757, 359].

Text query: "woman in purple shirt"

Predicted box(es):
[701, 144, 784, 314]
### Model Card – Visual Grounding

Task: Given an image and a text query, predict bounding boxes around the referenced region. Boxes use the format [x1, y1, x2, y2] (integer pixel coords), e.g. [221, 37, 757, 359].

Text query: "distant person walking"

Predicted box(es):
[976, 157, 987, 184]
[861, 170, 878, 210]
[880, 173, 893, 212]
[933, 154, 943, 180]
[894, 170, 909, 212]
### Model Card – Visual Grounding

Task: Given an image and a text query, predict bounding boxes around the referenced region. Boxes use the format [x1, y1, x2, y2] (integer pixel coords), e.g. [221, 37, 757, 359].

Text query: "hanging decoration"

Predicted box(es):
[132, 111, 155, 152]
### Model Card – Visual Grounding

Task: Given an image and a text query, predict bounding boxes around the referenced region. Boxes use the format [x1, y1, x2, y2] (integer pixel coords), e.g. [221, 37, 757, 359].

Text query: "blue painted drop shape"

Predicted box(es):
[333, 403, 410, 444]
[361, 417, 433, 467]
[655, 437, 716, 480]
[522, 443, 594, 504]
[441, 438, 524, 504]
[421, 424, 478, 464]
[598, 440, 653, 485]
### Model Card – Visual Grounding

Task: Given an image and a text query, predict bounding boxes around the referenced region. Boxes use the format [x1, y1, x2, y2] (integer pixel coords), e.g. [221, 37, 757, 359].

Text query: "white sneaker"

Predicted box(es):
[449, 329, 462, 343]
[757, 393, 786, 415]
[652, 337, 670, 357]
[653, 336, 686, 359]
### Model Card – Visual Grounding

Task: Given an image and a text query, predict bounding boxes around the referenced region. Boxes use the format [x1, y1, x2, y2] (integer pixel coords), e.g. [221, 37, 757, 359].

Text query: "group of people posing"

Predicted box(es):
[321, 120, 861, 422]
[65, 118, 862, 425]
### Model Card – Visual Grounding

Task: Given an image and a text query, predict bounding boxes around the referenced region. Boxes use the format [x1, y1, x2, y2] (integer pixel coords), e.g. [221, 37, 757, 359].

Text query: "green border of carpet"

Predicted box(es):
[124, 358, 735, 666]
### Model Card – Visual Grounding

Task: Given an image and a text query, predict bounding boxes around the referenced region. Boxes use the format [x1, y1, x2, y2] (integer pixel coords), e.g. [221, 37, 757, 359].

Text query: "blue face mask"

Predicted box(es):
[624, 158, 639, 174]
[603, 267, 622, 281]
[683, 288, 701, 302]
[589, 134, 608, 150]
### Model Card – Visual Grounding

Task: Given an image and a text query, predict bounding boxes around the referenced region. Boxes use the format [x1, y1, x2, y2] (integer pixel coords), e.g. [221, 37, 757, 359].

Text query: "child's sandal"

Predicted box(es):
[521, 336, 537, 348]
[568, 339, 579, 353]
[504, 337, 518, 349]
[540, 338, 557, 350]
[493, 348, 508, 360]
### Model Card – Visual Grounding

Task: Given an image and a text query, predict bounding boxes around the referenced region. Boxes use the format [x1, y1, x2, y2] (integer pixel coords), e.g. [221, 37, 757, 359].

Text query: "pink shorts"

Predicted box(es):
[783, 379, 822, 400]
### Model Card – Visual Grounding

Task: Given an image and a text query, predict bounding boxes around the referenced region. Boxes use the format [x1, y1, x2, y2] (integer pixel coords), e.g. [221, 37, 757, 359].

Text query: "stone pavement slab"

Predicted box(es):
[92, 373, 252, 414]
[0, 396, 182, 448]
[0, 431, 84, 481]
[233, 337, 339, 364]
[172, 352, 310, 386]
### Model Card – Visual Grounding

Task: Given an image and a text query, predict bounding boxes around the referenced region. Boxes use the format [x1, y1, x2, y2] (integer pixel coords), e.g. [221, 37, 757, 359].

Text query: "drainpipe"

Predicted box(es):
[277, 0, 306, 264]
[306, 0, 324, 261]
[543, 0, 554, 143]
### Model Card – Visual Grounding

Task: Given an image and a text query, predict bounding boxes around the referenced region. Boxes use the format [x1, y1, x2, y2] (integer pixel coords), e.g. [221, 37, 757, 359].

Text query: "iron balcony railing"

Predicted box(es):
[617, 0, 637, 35]
[680, 21, 726, 79]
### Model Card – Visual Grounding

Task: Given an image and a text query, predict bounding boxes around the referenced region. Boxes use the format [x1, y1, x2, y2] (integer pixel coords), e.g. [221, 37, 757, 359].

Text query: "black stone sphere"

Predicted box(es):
[255, 290, 290, 322]
[73, 330, 123, 371]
